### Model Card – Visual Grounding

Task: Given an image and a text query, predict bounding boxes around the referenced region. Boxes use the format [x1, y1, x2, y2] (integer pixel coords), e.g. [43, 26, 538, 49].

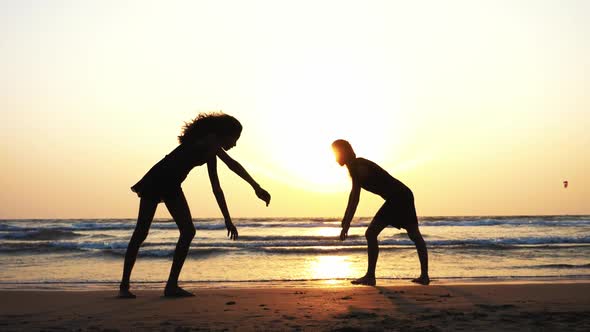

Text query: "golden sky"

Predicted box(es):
[1, 0, 589, 218]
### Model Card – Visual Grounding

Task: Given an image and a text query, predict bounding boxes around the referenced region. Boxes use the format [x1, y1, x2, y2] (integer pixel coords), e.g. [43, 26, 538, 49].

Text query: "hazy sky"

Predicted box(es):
[1, 0, 589, 218]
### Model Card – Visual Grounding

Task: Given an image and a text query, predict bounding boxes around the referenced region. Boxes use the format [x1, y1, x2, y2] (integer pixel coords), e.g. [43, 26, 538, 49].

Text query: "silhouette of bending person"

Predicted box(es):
[119, 113, 271, 298]
[332, 139, 429, 286]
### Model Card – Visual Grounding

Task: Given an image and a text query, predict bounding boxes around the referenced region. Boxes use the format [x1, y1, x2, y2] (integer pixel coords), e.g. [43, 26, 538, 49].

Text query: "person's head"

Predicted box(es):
[178, 112, 242, 150]
[331, 139, 356, 166]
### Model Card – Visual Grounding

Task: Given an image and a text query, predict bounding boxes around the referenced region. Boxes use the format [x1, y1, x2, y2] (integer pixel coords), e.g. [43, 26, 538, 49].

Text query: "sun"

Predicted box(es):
[269, 136, 349, 192]
[260, 118, 396, 192]
[253, 60, 401, 192]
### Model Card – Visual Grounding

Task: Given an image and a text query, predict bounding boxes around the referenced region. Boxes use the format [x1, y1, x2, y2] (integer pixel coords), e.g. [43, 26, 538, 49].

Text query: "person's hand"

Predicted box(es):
[339, 227, 349, 241]
[226, 222, 238, 240]
[255, 187, 271, 206]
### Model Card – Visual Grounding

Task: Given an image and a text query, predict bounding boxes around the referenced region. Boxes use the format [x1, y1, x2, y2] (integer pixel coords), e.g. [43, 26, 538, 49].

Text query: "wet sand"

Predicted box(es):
[1, 282, 589, 331]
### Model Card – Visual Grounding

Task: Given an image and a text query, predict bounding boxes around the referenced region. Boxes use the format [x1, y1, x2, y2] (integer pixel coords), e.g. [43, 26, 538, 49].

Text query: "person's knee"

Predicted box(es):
[365, 227, 378, 241]
[180, 227, 196, 241]
[408, 231, 424, 245]
[415, 237, 426, 247]
[132, 228, 149, 244]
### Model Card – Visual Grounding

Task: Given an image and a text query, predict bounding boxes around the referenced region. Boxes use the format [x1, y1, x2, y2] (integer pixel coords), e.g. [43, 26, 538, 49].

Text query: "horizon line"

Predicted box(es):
[1, 213, 589, 221]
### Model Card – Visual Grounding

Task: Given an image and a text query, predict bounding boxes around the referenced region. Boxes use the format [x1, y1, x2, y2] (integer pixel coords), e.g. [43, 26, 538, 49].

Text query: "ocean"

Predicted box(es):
[0, 216, 589, 289]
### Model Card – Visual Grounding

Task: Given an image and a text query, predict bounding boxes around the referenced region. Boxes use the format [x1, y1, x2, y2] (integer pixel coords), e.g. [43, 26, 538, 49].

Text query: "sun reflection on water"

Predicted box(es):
[316, 227, 340, 238]
[307, 255, 358, 282]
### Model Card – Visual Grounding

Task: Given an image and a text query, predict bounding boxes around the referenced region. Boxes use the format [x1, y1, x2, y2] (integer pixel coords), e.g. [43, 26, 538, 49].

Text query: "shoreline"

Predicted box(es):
[1, 276, 590, 291]
[1, 282, 589, 331]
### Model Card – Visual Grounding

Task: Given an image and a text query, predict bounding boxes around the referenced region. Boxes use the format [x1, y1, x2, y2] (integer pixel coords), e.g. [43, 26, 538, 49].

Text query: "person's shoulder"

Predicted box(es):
[354, 157, 386, 176]
[349, 158, 371, 177]
[355, 157, 377, 168]
[349, 157, 364, 169]
[184, 136, 221, 151]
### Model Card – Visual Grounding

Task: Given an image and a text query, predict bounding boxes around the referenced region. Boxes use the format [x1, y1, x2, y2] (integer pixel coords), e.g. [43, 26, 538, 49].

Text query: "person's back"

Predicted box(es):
[348, 157, 411, 200]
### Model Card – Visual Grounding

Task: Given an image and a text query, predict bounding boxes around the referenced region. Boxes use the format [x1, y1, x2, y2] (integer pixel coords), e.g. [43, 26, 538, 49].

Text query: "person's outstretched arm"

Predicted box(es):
[216, 149, 271, 206]
[208, 156, 238, 240]
[340, 177, 360, 241]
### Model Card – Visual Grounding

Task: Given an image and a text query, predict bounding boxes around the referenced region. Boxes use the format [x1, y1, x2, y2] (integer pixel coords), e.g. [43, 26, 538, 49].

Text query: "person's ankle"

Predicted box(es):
[120, 282, 129, 290]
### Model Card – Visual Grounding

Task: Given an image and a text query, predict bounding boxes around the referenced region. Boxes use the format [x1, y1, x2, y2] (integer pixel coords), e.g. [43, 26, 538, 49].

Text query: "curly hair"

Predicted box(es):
[178, 112, 242, 144]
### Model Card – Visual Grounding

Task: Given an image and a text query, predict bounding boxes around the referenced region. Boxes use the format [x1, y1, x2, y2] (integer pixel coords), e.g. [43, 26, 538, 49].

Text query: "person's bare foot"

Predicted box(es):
[411, 275, 430, 285]
[164, 286, 195, 297]
[117, 285, 136, 299]
[351, 275, 376, 286]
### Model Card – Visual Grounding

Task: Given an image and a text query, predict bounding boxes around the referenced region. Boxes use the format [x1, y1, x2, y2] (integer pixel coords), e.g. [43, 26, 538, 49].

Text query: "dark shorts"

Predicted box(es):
[373, 196, 418, 230]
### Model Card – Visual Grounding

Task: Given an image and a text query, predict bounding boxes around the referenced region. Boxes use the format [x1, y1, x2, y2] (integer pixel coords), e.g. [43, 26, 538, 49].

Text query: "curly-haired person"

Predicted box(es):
[119, 113, 271, 298]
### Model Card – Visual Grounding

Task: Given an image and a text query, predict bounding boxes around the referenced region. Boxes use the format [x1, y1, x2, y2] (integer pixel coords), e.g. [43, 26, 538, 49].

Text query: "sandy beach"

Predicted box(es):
[1, 282, 589, 331]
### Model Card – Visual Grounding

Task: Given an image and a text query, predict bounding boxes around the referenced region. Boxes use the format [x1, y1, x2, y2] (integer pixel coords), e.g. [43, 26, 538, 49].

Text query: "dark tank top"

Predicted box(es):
[131, 141, 216, 197]
[349, 157, 412, 200]
[155, 141, 213, 185]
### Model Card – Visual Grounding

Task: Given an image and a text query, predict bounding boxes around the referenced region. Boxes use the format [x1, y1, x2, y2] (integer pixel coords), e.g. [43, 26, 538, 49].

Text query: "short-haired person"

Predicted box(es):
[332, 139, 429, 286]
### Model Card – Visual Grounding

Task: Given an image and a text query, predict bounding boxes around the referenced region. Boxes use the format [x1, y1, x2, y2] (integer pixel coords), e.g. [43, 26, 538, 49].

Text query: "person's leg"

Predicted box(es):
[164, 191, 196, 297]
[119, 197, 159, 298]
[406, 223, 429, 285]
[351, 216, 388, 286]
